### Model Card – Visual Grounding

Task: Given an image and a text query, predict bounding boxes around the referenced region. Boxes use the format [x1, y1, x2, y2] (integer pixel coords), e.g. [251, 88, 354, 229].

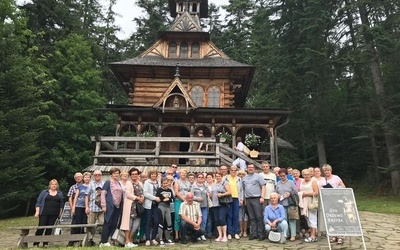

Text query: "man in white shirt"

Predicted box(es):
[259, 161, 276, 209]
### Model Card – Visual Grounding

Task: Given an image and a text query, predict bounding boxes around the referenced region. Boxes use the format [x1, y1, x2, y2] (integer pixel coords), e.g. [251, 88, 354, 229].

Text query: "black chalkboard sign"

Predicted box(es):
[319, 188, 363, 236]
[59, 202, 72, 225]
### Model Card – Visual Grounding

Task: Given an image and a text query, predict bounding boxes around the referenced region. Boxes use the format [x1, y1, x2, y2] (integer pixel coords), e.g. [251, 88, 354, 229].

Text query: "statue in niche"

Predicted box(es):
[173, 96, 180, 107]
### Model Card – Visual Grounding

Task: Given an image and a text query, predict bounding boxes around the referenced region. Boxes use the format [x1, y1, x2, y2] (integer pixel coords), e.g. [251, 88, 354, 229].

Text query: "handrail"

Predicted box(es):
[217, 143, 262, 170]
[91, 136, 264, 169]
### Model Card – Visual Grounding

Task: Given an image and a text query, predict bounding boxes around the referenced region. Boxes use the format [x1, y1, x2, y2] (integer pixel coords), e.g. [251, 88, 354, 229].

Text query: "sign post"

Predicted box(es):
[59, 202, 73, 225]
[318, 188, 366, 250]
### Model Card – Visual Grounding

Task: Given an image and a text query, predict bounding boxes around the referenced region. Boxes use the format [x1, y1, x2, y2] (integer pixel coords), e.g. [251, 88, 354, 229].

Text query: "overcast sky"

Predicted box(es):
[17, 0, 229, 39]
[112, 0, 230, 39]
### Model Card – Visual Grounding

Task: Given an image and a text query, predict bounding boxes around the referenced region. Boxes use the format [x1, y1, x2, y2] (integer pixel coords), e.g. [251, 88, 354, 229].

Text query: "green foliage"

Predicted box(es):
[0, 0, 46, 218]
[132, 0, 171, 52]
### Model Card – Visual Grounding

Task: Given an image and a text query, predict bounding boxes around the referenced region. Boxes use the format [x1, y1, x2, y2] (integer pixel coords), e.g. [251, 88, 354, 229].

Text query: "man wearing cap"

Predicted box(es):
[87, 170, 104, 245]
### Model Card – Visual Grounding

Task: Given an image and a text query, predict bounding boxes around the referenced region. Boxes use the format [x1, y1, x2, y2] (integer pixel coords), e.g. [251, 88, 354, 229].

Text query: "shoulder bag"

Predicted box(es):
[308, 195, 319, 210]
[288, 206, 299, 220]
[217, 180, 233, 205]
[322, 178, 333, 188]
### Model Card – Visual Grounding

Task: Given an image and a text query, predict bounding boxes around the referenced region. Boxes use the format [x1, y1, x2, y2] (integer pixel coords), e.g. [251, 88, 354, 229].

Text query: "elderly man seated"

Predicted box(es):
[263, 192, 288, 243]
[179, 192, 205, 244]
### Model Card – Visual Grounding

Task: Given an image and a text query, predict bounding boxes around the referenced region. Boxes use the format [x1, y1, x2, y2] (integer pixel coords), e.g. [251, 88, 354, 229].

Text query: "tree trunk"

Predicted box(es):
[344, 0, 381, 180]
[358, 3, 400, 194]
[316, 132, 327, 166]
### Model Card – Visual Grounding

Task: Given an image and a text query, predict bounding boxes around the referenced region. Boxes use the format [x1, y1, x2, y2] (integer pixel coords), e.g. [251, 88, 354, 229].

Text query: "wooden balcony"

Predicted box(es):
[89, 136, 265, 172]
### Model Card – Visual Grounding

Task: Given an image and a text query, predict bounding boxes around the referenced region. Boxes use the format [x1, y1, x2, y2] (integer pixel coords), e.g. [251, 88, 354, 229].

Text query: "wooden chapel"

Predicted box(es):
[87, 0, 291, 173]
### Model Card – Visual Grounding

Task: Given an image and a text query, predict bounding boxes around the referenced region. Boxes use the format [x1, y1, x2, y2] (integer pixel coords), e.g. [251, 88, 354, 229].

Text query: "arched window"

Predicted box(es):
[178, 3, 183, 12]
[191, 86, 203, 107]
[168, 42, 177, 58]
[191, 42, 200, 58]
[208, 86, 220, 107]
[180, 42, 188, 58]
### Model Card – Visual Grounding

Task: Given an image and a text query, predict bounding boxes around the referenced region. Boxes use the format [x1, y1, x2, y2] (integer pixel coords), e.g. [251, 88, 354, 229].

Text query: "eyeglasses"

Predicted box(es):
[94, 174, 101, 176]
[131, 173, 138, 176]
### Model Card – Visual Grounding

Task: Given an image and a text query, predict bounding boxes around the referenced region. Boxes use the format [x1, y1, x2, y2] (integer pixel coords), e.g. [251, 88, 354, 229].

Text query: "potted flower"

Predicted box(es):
[245, 132, 261, 150]
[142, 129, 155, 137]
[122, 131, 136, 137]
[141, 129, 156, 149]
[217, 129, 232, 145]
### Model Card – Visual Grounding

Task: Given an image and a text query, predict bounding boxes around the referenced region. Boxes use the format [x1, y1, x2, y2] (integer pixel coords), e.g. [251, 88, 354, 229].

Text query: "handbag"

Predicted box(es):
[111, 228, 125, 245]
[323, 178, 333, 188]
[218, 194, 233, 205]
[134, 200, 144, 218]
[208, 196, 213, 208]
[268, 230, 282, 243]
[111, 208, 125, 245]
[288, 206, 299, 220]
[308, 195, 319, 210]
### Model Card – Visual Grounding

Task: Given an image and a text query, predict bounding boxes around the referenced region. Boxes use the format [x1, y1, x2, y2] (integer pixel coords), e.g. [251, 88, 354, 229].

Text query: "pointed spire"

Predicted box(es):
[174, 63, 180, 77]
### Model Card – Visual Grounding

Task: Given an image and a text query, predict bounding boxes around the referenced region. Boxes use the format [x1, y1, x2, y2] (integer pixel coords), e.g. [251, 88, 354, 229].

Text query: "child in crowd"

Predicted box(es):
[156, 178, 175, 245]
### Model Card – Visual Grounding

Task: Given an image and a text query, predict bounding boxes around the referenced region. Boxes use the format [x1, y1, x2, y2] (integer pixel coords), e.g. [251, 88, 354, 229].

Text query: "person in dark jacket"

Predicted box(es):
[34, 179, 64, 248]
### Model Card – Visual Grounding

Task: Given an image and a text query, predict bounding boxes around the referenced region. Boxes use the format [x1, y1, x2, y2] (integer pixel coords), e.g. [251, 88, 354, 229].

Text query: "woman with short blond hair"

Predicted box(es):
[34, 179, 64, 247]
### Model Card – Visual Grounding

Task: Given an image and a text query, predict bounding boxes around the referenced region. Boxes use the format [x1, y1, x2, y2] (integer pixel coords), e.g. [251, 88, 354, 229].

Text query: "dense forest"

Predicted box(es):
[1, 0, 399, 218]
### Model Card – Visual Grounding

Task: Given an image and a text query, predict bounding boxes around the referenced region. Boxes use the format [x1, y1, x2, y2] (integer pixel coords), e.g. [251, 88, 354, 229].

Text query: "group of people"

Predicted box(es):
[33, 162, 346, 247]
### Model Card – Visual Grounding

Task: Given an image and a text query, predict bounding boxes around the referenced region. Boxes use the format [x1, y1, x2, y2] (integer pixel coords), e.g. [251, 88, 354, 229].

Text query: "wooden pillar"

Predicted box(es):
[269, 127, 276, 166]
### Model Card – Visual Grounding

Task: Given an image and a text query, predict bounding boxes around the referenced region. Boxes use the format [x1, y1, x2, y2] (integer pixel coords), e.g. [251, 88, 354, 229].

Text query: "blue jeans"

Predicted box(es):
[206, 207, 215, 236]
[227, 198, 240, 235]
[265, 220, 288, 238]
[200, 207, 208, 231]
[145, 204, 159, 240]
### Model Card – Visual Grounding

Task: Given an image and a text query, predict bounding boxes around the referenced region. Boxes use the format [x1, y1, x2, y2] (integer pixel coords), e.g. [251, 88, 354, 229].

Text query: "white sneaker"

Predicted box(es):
[125, 242, 137, 248]
[145, 240, 151, 246]
[100, 242, 111, 247]
[166, 239, 175, 245]
[159, 240, 165, 246]
[227, 235, 232, 240]
[197, 237, 201, 241]
[201, 235, 206, 241]
[152, 239, 159, 246]
[234, 234, 240, 239]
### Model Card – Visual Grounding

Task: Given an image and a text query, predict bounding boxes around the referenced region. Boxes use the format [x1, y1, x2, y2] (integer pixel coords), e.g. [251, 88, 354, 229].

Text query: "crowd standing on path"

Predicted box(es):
[32, 162, 347, 248]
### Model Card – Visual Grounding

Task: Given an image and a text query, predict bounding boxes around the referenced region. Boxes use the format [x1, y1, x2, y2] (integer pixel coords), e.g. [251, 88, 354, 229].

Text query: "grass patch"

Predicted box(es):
[0, 216, 36, 231]
[355, 192, 400, 214]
